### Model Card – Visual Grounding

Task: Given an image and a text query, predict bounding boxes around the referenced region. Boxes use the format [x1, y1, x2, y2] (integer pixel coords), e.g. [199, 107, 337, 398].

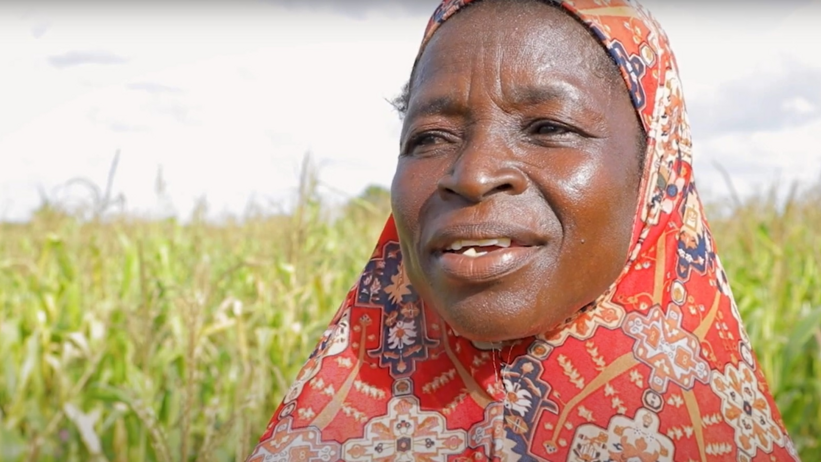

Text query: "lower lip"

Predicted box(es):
[435, 246, 541, 282]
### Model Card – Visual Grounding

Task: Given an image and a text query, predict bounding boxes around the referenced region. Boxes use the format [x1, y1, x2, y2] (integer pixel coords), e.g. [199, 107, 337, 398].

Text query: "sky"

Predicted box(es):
[1, 0, 820, 222]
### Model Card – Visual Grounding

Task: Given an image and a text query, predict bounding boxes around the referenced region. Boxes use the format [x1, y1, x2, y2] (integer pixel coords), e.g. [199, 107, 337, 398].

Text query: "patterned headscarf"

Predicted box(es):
[248, 0, 798, 460]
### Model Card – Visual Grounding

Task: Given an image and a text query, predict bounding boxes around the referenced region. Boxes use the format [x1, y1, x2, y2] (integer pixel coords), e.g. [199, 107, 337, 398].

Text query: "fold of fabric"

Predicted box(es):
[247, 1, 798, 460]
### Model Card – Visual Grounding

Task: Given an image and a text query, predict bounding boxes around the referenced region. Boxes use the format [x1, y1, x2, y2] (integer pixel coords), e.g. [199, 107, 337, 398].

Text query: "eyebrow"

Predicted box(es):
[406, 95, 464, 121]
[406, 82, 592, 120]
[507, 82, 581, 108]
[508, 82, 607, 128]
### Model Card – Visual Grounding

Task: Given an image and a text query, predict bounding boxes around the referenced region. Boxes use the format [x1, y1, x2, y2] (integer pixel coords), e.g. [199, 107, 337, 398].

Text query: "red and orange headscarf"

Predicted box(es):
[248, 1, 798, 460]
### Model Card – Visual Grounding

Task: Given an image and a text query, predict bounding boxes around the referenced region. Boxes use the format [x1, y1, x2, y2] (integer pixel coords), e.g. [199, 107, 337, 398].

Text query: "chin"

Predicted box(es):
[430, 293, 554, 343]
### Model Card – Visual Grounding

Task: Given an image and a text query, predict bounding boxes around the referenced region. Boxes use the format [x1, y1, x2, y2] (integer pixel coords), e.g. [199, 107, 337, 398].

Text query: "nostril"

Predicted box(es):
[493, 184, 515, 194]
[442, 186, 458, 197]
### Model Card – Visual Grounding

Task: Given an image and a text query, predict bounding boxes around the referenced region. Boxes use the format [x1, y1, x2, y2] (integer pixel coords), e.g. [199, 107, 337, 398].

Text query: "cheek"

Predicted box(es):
[390, 160, 436, 243]
[390, 169, 414, 239]
[592, 176, 639, 255]
[390, 161, 442, 300]
[553, 148, 639, 252]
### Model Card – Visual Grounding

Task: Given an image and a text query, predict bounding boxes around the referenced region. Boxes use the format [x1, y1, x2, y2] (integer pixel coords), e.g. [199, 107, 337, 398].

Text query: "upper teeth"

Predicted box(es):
[447, 238, 512, 251]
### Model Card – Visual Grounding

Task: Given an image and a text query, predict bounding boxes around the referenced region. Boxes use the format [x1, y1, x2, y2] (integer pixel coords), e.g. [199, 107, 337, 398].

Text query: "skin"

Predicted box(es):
[391, 0, 645, 342]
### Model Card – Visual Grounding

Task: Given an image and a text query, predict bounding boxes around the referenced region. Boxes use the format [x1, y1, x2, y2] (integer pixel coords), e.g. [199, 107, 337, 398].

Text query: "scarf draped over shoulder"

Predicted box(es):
[247, 1, 798, 460]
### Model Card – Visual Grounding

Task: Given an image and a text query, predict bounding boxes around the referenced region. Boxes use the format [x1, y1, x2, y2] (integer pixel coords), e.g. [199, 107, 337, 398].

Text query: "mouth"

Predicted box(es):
[443, 237, 520, 257]
[428, 225, 546, 282]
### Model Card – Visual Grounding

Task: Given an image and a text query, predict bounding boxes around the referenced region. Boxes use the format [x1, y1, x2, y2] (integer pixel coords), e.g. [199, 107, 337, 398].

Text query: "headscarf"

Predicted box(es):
[247, 1, 798, 460]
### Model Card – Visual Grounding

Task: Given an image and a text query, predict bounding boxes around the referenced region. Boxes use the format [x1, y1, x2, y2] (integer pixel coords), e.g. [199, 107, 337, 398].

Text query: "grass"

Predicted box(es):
[0, 165, 818, 461]
[706, 182, 821, 455]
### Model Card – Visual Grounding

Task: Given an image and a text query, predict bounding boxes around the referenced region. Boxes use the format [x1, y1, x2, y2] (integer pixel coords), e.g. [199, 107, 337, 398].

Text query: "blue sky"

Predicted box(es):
[1, 0, 820, 221]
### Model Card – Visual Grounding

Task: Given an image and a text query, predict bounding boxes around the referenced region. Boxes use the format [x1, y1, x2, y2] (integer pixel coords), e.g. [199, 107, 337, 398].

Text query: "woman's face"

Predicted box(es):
[391, 1, 644, 342]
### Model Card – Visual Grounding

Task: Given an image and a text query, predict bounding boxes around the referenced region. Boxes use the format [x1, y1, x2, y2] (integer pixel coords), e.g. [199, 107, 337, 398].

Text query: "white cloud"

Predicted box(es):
[644, 0, 821, 199]
[47, 50, 129, 69]
[0, 2, 423, 221]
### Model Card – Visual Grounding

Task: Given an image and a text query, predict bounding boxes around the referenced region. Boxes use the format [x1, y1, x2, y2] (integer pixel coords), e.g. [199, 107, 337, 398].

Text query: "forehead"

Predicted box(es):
[405, 3, 620, 124]
[409, 2, 611, 108]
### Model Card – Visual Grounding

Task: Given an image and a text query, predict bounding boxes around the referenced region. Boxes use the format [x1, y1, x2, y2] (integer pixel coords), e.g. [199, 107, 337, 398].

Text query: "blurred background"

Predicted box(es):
[1, 1, 820, 461]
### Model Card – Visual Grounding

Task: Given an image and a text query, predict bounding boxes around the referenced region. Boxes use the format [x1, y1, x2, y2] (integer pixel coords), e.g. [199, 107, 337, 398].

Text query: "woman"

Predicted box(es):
[248, 0, 797, 460]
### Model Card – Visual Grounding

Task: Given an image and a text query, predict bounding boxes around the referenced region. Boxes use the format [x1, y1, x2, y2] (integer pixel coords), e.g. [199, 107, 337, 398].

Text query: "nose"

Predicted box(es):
[437, 131, 527, 203]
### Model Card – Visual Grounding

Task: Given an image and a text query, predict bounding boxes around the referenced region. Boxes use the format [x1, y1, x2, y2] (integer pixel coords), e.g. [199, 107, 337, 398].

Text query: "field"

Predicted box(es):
[0, 170, 819, 461]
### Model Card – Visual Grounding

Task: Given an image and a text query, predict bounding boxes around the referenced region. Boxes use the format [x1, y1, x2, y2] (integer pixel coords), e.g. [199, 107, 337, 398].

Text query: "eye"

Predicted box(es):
[524, 119, 583, 146]
[402, 131, 454, 157]
[411, 133, 442, 147]
[532, 121, 571, 136]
